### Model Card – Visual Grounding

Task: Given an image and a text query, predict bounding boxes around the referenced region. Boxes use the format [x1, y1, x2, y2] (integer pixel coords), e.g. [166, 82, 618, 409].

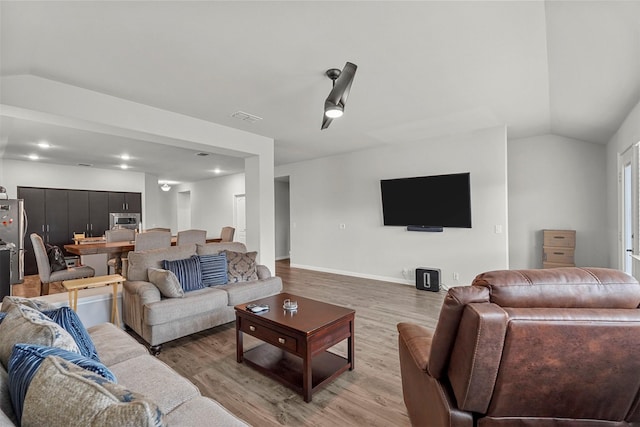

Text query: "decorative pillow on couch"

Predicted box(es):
[222, 250, 258, 283]
[199, 253, 228, 286]
[0, 305, 79, 369]
[21, 356, 164, 427]
[8, 344, 116, 423]
[148, 268, 184, 298]
[1, 296, 57, 313]
[162, 255, 203, 292]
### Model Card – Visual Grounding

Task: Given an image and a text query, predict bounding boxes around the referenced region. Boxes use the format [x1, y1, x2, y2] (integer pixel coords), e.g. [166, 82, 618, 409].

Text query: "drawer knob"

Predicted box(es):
[278, 337, 286, 344]
[249, 325, 256, 332]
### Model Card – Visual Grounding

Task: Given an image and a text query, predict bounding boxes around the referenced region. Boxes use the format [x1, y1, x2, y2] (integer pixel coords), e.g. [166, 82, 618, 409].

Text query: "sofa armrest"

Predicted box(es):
[256, 264, 272, 280]
[397, 322, 434, 371]
[124, 280, 161, 306]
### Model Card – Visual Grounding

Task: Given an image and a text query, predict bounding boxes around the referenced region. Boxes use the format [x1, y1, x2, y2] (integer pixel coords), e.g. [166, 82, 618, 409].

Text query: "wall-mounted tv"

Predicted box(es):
[380, 172, 472, 228]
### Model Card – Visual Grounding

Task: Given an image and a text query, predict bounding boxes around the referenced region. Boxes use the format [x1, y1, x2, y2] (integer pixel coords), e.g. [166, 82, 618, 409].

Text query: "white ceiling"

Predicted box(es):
[1, 1, 639, 183]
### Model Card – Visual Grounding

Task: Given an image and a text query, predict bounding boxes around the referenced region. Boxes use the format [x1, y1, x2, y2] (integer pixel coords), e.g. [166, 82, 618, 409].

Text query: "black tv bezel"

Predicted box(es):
[380, 172, 472, 229]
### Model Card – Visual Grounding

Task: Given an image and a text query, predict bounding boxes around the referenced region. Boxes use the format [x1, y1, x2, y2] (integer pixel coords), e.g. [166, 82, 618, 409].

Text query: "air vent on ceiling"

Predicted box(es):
[231, 111, 263, 123]
[77, 163, 93, 167]
[195, 152, 210, 157]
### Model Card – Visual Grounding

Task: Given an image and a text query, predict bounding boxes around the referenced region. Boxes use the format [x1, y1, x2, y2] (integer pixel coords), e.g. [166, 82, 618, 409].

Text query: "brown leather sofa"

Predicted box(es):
[397, 267, 640, 427]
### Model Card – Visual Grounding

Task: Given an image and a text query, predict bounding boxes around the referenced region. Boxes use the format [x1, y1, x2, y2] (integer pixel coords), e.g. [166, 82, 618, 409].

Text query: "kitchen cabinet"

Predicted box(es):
[109, 192, 141, 213]
[89, 191, 109, 237]
[68, 190, 89, 236]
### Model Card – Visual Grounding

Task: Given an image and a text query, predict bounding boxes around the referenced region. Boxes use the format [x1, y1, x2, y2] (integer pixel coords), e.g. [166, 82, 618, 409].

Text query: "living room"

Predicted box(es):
[1, 1, 640, 426]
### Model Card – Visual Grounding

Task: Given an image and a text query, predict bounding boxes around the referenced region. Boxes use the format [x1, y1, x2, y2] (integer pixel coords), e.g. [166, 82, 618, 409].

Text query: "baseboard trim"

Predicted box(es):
[289, 263, 413, 286]
[275, 255, 291, 261]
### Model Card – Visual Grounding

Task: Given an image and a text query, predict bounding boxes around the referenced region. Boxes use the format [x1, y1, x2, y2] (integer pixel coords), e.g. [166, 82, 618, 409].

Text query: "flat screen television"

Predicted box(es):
[380, 172, 472, 228]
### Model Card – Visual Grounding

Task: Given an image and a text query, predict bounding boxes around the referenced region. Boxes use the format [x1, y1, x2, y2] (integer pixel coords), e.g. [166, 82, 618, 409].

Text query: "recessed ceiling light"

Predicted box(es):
[28, 154, 39, 160]
[213, 168, 221, 174]
[38, 141, 51, 149]
[120, 164, 128, 170]
[121, 154, 130, 160]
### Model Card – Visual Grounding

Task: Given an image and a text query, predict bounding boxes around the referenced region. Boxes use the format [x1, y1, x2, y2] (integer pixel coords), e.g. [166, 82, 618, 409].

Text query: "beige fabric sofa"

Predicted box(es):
[123, 242, 282, 354]
[0, 321, 249, 426]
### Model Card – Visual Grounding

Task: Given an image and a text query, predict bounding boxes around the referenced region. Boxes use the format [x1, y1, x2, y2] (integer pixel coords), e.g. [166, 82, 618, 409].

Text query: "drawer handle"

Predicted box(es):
[278, 337, 286, 344]
[553, 236, 566, 239]
[553, 252, 565, 255]
[249, 326, 256, 332]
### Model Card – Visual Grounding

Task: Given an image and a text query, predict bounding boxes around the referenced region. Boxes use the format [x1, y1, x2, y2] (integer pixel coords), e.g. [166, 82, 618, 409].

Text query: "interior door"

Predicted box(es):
[234, 194, 246, 244]
[621, 145, 639, 276]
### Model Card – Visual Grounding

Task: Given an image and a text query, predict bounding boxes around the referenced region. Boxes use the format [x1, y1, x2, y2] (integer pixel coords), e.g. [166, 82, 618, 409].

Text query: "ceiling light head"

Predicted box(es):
[38, 141, 51, 149]
[120, 164, 128, 170]
[28, 154, 39, 160]
[120, 154, 130, 160]
[160, 183, 171, 192]
[213, 168, 221, 174]
[324, 104, 344, 119]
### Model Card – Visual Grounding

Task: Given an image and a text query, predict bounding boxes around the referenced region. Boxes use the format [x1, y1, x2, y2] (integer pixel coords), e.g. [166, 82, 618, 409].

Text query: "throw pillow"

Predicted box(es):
[21, 356, 165, 427]
[0, 312, 6, 324]
[222, 250, 258, 283]
[0, 305, 80, 369]
[0, 367, 18, 426]
[42, 307, 100, 362]
[161, 256, 203, 292]
[46, 244, 67, 272]
[199, 253, 228, 286]
[1, 296, 57, 313]
[147, 268, 184, 298]
[8, 344, 116, 424]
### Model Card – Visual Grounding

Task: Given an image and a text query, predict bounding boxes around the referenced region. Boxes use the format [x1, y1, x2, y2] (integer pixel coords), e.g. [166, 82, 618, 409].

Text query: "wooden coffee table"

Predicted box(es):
[235, 293, 355, 402]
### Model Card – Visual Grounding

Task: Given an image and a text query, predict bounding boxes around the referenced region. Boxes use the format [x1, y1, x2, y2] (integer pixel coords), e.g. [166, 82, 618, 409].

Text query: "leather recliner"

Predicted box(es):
[397, 267, 640, 427]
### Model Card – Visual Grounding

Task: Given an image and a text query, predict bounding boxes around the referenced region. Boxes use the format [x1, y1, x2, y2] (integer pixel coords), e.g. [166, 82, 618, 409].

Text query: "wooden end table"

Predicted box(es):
[62, 274, 124, 327]
[235, 293, 355, 402]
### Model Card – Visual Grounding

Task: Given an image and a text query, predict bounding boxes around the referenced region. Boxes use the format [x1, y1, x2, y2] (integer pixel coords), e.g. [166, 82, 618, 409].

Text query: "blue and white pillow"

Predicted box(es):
[8, 344, 116, 423]
[199, 253, 228, 286]
[0, 312, 6, 324]
[42, 307, 100, 362]
[162, 255, 204, 292]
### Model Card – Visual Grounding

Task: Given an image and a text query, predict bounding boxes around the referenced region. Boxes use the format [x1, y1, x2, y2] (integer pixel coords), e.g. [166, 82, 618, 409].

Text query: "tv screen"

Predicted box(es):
[380, 172, 472, 228]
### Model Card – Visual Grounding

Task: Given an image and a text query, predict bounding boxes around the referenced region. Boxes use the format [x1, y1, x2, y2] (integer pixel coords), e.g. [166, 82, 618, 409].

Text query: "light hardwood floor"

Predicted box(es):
[13, 261, 446, 426]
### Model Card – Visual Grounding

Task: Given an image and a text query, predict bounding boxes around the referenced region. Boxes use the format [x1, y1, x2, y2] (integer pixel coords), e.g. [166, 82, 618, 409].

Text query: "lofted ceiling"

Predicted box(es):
[1, 1, 639, 183]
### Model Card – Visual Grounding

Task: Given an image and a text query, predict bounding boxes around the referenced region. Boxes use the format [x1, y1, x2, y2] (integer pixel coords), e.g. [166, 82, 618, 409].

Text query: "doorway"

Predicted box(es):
[177, 191, 191, 232]
[234, 194, 246, 244]
[621, 145, 639, 275]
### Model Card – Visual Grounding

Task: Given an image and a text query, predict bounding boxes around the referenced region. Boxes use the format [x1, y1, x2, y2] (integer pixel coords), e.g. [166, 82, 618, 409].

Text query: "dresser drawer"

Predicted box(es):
[543, 247, 575, 264]
[240, 320, 297, 352]
[543, 230, 576, 248]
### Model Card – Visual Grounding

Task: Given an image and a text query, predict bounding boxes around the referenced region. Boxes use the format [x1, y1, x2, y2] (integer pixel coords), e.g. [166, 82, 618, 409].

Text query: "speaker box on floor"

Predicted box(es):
[416, 268, 440, 292]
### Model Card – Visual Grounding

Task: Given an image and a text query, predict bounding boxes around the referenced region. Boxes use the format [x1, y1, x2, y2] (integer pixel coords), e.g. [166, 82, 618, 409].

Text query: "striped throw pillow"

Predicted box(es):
[199, 253, 228, 286]
[162, 255, 204, 292]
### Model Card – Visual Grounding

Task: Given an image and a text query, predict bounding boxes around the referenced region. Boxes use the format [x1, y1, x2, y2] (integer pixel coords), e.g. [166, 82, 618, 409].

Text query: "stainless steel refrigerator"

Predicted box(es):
[0, 199, 25, 297]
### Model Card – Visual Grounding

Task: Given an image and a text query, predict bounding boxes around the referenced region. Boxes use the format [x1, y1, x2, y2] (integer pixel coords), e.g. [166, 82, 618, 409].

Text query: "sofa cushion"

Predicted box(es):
[8, 344, 116, 423]
[109, 354, 199, 415]
[87, 323, 148, 367]
[0, 305, 79, 369]
[144, 287, 228, 326]
[42, 307, 100, 362]
[0, 366, 17, 426]
[223, 250, 258, 283]
[148, 268, 184, 298]
[165, 396, 249, 427]
[199, 253, 228, 286]
[162, 256, 204, 292]
[127, 244, 197, 282]
[218, 277, 283, 306]
[21, 356, 164, 427]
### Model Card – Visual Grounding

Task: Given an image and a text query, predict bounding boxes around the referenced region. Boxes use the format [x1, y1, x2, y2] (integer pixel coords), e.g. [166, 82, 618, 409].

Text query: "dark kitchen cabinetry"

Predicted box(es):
[109, 192, 141, 213]
[18, 187, 141, 275]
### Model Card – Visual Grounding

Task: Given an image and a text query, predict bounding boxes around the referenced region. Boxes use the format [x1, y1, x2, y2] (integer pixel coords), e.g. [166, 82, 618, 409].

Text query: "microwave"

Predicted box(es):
[109, 213, 141, 230]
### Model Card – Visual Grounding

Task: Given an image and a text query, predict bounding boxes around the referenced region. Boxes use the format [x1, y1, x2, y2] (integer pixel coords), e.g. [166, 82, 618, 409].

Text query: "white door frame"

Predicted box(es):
[234, 193, 246, 244]
[619, 144, 639, 274]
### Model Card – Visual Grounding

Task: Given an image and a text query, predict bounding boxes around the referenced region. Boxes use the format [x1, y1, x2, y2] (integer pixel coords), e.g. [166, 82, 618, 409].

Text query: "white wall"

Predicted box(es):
[606, 99, 640, 269]
[1, 159, 145, 197]
[508, 134, 608, 268]
[276, 126, 509, 286]
[275, 179, 290, 260]
[176, 173, 245, 239]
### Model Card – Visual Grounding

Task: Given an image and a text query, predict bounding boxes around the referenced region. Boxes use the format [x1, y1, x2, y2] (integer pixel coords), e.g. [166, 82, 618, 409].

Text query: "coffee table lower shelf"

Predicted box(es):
[242, 343, 350, 397]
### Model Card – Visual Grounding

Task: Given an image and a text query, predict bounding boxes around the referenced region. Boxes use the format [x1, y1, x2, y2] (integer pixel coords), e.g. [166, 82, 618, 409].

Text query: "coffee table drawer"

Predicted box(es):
[241, 321, 297, 352]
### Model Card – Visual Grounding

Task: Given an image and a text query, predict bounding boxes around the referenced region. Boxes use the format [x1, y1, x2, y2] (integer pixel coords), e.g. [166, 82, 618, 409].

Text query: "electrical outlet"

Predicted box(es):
[453, 272, 460, 281]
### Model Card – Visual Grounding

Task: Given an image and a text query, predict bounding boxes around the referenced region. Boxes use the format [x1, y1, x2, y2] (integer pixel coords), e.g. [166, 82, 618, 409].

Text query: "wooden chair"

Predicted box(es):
[105, 229, 135, 274]
[176, 229, 207, 246]
[220, 226, 235, 242]
[30, 233, 95, 296]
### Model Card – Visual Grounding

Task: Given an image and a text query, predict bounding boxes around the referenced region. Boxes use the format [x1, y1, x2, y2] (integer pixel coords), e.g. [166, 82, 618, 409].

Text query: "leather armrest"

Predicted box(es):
[397, 322, 434, 371]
